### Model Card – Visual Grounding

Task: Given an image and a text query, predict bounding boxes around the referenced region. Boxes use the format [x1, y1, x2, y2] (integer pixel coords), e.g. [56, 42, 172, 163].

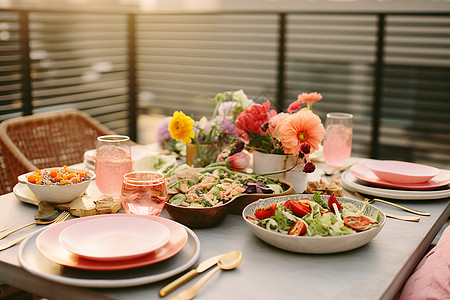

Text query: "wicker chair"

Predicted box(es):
[0, 109, 116, 189]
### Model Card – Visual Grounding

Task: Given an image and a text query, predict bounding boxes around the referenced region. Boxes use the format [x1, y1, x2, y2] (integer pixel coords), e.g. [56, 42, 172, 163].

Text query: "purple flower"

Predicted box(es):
[216, 116, 238, 137]
[155, 116, 173, 147]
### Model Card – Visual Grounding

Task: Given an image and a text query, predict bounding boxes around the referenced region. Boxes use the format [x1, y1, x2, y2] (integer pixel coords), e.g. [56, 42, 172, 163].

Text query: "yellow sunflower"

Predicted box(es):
[168, 111, 196, 144]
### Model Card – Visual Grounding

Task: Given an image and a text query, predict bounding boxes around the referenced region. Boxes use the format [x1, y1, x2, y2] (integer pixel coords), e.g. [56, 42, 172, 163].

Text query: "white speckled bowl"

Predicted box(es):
[242, 194, 385, 254]
[18, 168, 95, 204]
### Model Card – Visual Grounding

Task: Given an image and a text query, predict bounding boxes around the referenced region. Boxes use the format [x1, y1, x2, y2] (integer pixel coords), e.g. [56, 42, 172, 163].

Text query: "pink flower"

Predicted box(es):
[297, 92, 322, 108]
[268, 112, 289, 131]
[275, 108, 325, 155]
[235, 100, 277, 140]
[225, 152, 249, 171]
[287, 101, 302, 113]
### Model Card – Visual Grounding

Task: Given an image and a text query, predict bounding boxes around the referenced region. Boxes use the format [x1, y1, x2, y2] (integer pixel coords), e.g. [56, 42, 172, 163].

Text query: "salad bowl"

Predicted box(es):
[18, 167, 95, 204]
[164, 198, 235, 229]
[227, 178, 294, 215]
[242, 194, 386, 254]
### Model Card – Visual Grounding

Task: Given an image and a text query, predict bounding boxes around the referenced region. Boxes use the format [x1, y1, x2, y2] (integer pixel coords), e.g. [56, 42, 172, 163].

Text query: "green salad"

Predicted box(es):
[164, 164, 286, 208]
[248, 192, 381, 237]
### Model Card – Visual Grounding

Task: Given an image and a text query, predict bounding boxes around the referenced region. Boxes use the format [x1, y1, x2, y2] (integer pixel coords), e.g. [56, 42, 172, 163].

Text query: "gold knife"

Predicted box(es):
[159, 254, 223, 297]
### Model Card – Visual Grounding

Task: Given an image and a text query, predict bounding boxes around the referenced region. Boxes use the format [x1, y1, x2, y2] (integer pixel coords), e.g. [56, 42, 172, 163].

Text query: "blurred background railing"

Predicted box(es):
[1, 7, 449, 168]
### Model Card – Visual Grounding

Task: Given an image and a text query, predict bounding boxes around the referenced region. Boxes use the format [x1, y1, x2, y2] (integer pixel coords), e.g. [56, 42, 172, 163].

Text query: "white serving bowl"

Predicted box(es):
[365, 160, 439, 184]
[242, 194, 386, 254]
[18, 168, 95, 204]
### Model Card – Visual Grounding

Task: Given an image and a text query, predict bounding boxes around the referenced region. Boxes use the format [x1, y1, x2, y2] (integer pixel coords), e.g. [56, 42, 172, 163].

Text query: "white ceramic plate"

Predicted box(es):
[365, 160, 439, 184]
[13, 181, 104, 206]
[340, 169, 450, 200]
[36, 215, 188, 271]
[58, 216, 171, 261]
[242, 194, 385, 254]
[350, 163, 450, 190]
[13, 183, 40, 206]
[18, 219, 200, 288]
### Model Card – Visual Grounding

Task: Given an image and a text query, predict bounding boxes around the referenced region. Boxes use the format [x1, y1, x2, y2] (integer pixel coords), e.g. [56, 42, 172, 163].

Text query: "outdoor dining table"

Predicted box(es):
[0, 158, 449, 300]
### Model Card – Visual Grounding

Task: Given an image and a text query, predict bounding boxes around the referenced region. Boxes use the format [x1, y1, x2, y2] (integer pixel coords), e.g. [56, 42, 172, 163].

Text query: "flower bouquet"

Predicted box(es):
[160, 90, 253, 167]
[230, 92, 326, 192]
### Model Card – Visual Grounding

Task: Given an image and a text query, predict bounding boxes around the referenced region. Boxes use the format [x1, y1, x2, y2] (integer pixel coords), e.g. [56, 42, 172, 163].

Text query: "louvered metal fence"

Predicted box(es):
[1, 8, 449, 168]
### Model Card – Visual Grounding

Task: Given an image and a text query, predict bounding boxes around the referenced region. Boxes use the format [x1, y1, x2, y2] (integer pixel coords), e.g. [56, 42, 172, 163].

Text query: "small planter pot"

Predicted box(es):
[252, 151, 320, 193]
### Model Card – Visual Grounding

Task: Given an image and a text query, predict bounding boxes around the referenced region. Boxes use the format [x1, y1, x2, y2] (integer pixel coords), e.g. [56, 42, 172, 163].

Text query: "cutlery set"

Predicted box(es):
[354, 192, 429, 222]
[160, 251, 243, 299]
[0, 211, 70, 251]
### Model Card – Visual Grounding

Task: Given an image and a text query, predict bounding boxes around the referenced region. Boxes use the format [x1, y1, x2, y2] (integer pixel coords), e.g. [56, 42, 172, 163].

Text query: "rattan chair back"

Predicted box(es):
[0, 109, 116, 188]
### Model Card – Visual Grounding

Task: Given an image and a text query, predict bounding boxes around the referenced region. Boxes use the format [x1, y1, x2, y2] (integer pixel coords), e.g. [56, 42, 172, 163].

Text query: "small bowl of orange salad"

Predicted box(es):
[18, 165, 96, 203]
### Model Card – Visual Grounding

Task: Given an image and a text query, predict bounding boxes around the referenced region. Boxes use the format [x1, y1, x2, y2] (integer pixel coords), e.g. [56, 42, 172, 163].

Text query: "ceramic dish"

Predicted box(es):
[340, 169, 450, 200]
[19, 223, 200, 288]
[17, 168, 95, 204]
[227, 179, 294, 214]
[350, 163, 450, 191]
[13, 180, 104, 206]
[242, 194, 385, 254]
[165, 199, 234, 229]
[165, 179, 294, 228]
[58, 216, 171, 261]
[36, 214, 188, 271]
[365, 160, 439, 184]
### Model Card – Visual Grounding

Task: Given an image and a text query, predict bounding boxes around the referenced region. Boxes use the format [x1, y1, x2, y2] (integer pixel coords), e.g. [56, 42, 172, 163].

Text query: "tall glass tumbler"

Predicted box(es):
[322, 112, 353, 168]
[95, 135, 132, 199]
[120, 171, 168, 216]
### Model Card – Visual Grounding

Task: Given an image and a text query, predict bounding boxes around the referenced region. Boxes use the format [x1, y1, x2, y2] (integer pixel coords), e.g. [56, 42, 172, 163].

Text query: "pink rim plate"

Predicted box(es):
[350, 162, 450, 190]
[36, 214, 188, 271]
[58, 217, 171, 262]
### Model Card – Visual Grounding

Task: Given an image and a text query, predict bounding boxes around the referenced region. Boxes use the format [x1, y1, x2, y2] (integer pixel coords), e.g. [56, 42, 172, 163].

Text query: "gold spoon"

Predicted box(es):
[169, 251, 243, 300]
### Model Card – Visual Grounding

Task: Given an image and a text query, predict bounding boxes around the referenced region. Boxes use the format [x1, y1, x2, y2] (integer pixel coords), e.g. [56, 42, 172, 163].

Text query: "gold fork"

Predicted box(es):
[0, 213, 63, 240]
[0, 211, 70, 251]
[355, 192, 430, 216]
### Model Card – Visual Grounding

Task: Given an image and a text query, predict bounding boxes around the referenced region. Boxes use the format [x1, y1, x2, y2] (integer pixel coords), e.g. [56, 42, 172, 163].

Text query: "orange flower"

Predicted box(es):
[275, 108, 325, 155]
[297, 92, 322, 108]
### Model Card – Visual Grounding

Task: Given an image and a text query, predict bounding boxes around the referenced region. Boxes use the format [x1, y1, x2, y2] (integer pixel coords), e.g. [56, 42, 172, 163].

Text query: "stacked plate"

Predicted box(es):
[18, 214, 200, 287]
[340, 159, 450, 200]
[84, 146, 176, 172]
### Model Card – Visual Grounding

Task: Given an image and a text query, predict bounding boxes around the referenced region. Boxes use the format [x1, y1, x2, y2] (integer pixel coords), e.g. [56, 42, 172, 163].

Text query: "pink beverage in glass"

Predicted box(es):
[95, 135, 132, 199]
[120, 172, 168, 216]
[323, 113, 353, 168]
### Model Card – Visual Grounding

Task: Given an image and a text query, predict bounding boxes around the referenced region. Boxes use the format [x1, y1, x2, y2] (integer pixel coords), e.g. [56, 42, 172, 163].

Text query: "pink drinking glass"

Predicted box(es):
[120, 171, 168, 216]
[322, 112, 353, 168]
[95, 135, 132, 199]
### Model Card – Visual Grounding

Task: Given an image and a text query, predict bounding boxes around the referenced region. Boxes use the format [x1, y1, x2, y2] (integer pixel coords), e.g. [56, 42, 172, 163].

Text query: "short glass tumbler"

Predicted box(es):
[120, 171, 168, 216]
[322, 112, 353, 168]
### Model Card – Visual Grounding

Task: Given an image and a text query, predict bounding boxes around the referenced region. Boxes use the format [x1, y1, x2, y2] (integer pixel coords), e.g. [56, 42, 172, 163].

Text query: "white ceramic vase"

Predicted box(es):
[252, 151, 320, 193]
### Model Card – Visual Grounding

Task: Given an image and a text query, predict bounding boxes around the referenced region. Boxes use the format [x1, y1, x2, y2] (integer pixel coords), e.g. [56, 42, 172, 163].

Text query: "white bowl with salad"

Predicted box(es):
[242, 193, 386, 254]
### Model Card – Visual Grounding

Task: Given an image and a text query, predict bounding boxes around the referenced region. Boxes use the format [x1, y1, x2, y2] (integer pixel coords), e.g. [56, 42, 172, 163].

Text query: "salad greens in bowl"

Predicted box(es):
[242, 193, 386, 254]
[163, 164, 292, 228]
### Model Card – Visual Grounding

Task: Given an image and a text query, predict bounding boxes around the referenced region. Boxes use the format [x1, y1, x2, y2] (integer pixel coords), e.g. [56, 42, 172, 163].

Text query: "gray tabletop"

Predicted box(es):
[1, 174, 449, 300]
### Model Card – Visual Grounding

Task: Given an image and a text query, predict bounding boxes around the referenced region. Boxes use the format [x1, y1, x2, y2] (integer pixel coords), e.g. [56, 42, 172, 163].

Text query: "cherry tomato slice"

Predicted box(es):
[254, 203, 277, 219]
[288, 220, 307, 236]
[328, 194, 343, 213]
[285, 199, 311, 217]
[344, 216, 372, 232]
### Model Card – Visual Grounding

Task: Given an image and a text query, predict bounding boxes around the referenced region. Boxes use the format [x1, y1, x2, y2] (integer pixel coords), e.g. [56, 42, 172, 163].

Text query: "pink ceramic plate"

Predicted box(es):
[350, 163, 450, 190]
[58, 216, 171, 262]
[365, 160, 439, 184]
[36, 214, 188, 271]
